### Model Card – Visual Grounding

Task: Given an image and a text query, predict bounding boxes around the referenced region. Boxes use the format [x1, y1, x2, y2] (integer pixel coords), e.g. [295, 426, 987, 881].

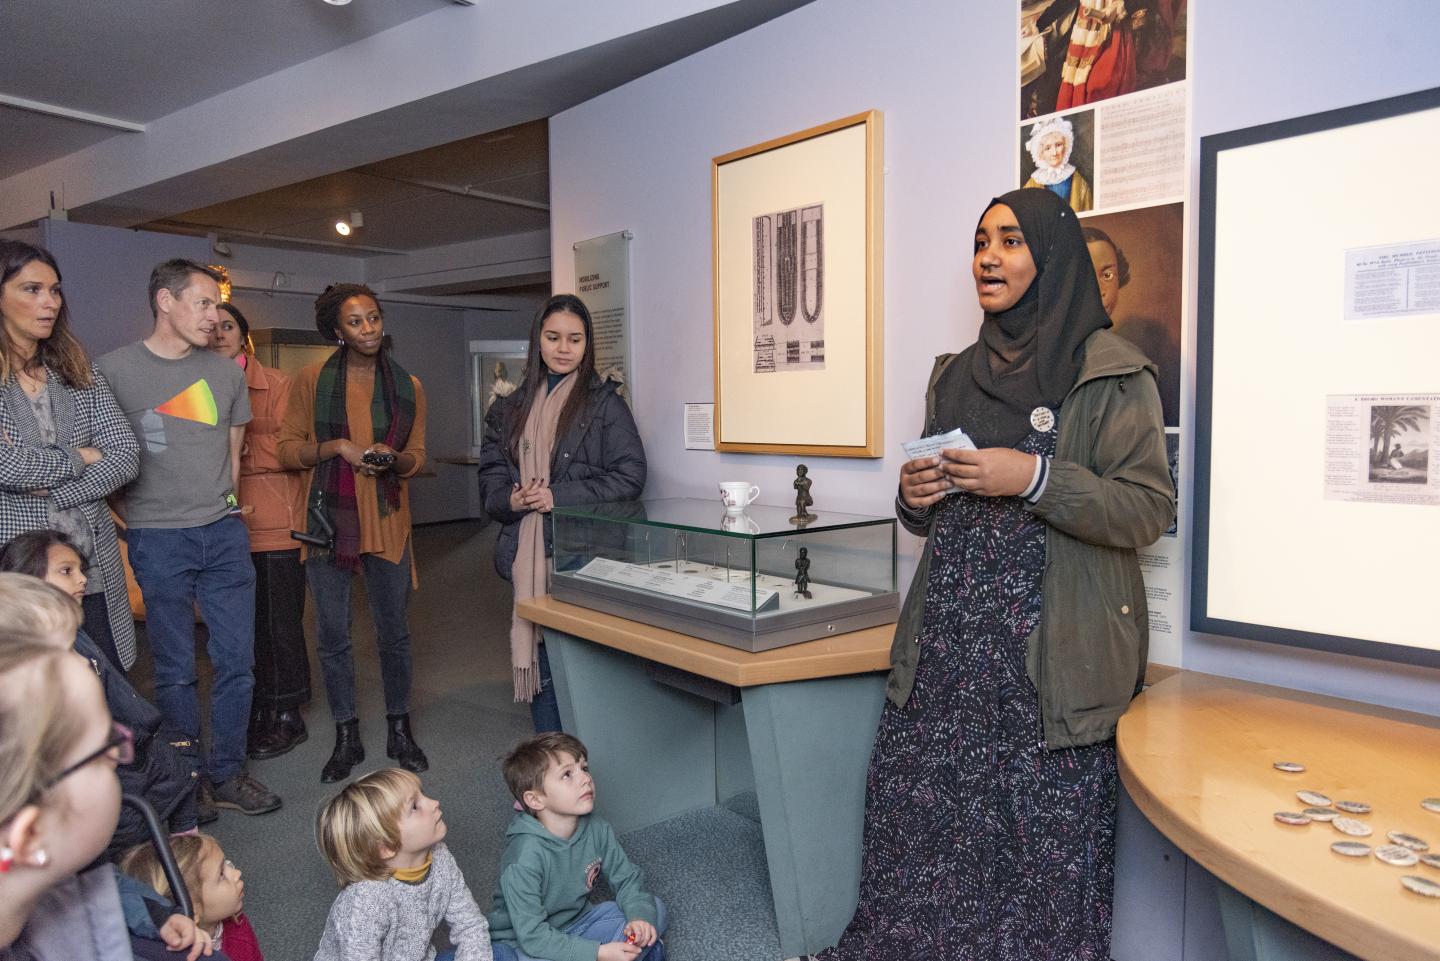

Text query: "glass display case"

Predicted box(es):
[550, 498, 898, 652]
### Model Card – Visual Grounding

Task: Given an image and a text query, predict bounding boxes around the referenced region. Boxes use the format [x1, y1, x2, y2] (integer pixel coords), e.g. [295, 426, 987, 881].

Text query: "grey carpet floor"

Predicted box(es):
[130, 521, 785, 961]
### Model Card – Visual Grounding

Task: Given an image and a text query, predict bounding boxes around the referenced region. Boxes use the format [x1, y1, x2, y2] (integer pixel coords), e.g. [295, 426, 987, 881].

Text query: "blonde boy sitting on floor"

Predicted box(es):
[313, 768, 492, 961]
[487, 733, 667, 961]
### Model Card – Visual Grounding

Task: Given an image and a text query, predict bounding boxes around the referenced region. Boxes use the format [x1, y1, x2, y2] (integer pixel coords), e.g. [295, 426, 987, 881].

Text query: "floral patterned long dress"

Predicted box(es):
[821, 424, 1116, 961]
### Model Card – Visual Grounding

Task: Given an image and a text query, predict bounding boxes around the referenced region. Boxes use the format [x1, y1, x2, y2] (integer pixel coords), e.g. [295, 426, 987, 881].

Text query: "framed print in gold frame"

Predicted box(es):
[712, 110, 883, 457]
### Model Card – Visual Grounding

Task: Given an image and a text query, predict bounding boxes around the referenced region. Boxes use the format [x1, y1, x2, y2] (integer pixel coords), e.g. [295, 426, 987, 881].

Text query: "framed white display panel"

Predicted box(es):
[1194, 86, 1440, 668]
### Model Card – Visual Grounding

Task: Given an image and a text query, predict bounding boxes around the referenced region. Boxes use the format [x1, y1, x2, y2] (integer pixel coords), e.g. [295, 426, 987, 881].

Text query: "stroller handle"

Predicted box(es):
[121, 793, 193, 919]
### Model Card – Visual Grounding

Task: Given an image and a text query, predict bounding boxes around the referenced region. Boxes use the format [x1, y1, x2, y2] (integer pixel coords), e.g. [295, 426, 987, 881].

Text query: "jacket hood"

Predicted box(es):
[504, 811, 593, 849]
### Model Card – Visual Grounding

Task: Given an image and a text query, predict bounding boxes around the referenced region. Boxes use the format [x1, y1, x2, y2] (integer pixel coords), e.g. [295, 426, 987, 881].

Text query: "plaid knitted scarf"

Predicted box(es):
[311, 346, 416, 570]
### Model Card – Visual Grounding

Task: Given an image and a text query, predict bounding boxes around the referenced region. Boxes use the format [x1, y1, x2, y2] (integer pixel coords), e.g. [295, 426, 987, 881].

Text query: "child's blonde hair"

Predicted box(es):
[0, 572, 81, 646]
[119, 834, 220, 923]
[315, 767, 423, 886]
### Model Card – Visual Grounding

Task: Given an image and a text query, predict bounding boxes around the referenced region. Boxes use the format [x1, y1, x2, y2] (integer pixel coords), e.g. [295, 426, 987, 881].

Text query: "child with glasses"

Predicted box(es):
[0, 582, 212, 961]
[122, 833, 263, 961]
[314, 768, 492, 961]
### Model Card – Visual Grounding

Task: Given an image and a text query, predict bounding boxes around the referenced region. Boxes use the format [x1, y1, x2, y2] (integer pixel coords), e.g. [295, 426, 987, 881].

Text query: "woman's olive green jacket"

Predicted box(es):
[887, 329, 1175, 749]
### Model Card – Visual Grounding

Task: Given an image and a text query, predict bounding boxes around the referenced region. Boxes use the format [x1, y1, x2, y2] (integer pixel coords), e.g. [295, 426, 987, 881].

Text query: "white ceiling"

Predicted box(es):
[0, 0, 450, 179]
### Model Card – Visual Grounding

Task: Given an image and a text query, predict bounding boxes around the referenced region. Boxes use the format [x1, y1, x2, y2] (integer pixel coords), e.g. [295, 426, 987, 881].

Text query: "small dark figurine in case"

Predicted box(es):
[361, 449, 395, 468]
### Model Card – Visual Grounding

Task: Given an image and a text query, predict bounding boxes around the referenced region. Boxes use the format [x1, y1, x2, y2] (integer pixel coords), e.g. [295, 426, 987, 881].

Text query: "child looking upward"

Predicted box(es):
[313, 768, 491, 961]
[488, 733, 666, 961]
[121, 833, 262, 961]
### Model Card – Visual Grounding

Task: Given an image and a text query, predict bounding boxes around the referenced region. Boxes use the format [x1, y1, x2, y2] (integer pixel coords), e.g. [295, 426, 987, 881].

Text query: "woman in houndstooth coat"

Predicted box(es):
[0, 240, 139, 669]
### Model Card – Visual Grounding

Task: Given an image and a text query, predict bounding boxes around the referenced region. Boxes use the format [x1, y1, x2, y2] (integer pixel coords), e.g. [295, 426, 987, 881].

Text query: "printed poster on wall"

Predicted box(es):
[574, 230, 635, 402]
[1018, 0, 1191, 663]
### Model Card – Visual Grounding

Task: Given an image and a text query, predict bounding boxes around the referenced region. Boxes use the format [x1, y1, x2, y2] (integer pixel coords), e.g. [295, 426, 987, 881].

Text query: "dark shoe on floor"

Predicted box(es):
[196, 780, 218, 825]
[210, 772, 282, 815]
[246, 706, 274, 756]
[386, 713, 429, 773]
[249, 709, 309, 761]
[321, 719, 364, 783]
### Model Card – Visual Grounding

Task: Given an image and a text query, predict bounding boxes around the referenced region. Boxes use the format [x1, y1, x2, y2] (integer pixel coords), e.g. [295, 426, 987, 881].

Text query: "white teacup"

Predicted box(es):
[719, 481, 760, 514]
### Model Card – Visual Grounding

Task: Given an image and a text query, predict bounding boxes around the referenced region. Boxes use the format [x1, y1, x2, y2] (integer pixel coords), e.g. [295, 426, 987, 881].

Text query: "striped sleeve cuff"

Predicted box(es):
[1021, 455, 1050, 504]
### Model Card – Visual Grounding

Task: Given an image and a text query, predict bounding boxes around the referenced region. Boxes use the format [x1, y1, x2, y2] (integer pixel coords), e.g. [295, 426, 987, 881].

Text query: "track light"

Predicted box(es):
[335, 210, 364, 237]
[323, 0, 353, 6]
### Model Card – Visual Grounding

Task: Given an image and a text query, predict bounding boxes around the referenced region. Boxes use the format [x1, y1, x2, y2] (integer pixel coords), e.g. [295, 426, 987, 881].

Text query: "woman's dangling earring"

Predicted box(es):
[0, 846, 14, 872]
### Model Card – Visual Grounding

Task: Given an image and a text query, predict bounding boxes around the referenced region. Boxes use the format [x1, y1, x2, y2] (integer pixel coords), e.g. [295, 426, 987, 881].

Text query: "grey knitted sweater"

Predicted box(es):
[312, 844, 492, 961]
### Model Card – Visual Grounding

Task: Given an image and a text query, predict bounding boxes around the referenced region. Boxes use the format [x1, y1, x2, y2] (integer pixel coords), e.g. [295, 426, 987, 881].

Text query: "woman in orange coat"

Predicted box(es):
[210, 302, 311, 760]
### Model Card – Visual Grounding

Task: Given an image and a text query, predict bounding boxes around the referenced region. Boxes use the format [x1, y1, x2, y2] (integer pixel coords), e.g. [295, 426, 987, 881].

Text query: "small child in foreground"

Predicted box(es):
[121, 833, 263, 961]
[488, 733, 667, 961]
[313, 768, 492, 961]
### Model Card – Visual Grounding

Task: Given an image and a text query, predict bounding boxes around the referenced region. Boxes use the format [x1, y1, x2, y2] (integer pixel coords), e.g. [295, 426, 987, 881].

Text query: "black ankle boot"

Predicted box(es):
[321, 719, 364, 783]
[386, 713, 429, 773]
[251, 708, 309, 761]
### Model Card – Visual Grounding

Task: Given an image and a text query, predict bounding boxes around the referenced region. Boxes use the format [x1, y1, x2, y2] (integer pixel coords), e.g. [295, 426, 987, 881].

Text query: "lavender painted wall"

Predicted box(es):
[548, 0, 1440, 714]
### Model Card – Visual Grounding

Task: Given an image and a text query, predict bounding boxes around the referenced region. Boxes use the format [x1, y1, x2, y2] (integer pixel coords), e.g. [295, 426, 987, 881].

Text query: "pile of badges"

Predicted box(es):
[1271, 762, 1440, 900]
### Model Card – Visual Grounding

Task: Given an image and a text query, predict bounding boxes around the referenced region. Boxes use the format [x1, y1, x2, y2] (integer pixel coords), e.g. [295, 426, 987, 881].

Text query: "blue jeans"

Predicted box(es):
[530, 642, 562, 733]
[306, 545, 413, 723]
[127, 516, 256, 784]
[492, 899, 668, 961]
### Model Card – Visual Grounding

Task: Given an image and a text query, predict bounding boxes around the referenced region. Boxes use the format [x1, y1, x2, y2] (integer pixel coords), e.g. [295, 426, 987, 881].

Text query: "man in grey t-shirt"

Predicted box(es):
[100, 259, 281, 816]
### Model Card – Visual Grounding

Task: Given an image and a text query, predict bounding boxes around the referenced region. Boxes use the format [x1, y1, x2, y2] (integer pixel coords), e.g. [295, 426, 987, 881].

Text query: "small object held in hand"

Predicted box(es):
[1331, 840, 1372, 857]
[1296, 790, 1332, 807]
[626, 932, 638, 945]
[1388, 831, 1430, 852]
[1333, 817, 1373, 837]
[1422, 798, 1440, 814]
[1375, 844, 1420, 867]
[1334, 799, 1371, 815]
[1273, 761, 1306, 773]
[1274, 811, 1311, 825]
[362, 449, 395, 468]
[1304, 807, 1338, 822]
[1400, 875, 1440, 898]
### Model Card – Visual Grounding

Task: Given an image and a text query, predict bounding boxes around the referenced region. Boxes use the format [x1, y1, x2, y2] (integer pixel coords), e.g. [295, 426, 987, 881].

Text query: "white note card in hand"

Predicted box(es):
[902, 427, 977, 495]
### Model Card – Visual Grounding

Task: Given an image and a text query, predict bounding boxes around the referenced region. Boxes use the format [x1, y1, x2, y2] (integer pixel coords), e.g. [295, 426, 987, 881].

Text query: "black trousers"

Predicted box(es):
[251, 548, 311, 713]
[81, 591, 125, 672]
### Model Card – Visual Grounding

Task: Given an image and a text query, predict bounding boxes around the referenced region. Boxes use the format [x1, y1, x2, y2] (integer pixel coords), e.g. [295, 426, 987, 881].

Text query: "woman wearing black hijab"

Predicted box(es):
[821, 189, 1173, 960]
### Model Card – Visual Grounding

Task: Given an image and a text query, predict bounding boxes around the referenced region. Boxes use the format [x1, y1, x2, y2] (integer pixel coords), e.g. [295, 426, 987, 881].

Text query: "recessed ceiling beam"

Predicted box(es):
[359, 170, 550, 212]
[0, 94, 145, 133]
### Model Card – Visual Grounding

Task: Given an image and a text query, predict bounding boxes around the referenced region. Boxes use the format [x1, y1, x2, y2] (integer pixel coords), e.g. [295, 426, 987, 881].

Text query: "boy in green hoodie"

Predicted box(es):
[487, 733, 667, 961]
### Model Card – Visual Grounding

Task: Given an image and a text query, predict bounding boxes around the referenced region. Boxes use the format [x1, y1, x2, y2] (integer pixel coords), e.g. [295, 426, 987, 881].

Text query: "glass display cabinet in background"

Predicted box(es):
[550, 498, 898, 651]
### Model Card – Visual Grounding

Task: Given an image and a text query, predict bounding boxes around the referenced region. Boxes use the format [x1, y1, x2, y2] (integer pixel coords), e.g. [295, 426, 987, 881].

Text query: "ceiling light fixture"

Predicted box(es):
[335, 209, 364, 237]
[323, 0, 353, 6]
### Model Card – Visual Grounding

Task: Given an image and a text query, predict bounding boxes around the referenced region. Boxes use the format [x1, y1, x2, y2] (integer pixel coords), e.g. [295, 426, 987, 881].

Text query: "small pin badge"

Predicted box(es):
[1030, 407, 1055, 432]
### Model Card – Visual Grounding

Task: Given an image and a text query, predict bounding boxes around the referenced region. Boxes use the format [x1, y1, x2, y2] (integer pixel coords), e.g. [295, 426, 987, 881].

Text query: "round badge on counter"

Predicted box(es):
[1400, 875, 1440, 898]
[1422, 798, 1440, 814]
[1334, 800, 1371, 815]
[1303, 807, 1338, 822]
[1333, 817, 1373, 837]
[1029, 407, 1055, 432]
[1273, 761, 1306, 773]
[1297, 790, 1332, 807]
[1419, 852, 1440, 870]
[1375, 845, 1421, 867]
[1274, 811, 1311, 825]
[1331, 841, 1372, 857]
[1388, 831, 1430, 852]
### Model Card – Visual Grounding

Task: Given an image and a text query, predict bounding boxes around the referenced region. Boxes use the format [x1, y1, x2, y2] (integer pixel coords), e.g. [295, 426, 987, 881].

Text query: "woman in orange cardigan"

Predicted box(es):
[209, 302, 311, 760]
[277, 284, 427, 784]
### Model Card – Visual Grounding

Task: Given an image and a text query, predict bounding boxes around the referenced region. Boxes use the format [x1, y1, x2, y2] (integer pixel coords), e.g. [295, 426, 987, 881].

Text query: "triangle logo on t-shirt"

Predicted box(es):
[154, 379, 218, 426]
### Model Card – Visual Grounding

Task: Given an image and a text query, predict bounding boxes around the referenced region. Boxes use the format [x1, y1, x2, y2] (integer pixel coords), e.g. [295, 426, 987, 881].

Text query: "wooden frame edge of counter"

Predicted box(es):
[517, 595, 893, 687]
[1117, 674, 1435, 961]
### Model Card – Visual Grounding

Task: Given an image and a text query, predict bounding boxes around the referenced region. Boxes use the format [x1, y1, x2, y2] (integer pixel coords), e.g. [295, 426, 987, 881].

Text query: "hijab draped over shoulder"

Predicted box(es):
[941, 187, 1111, 449]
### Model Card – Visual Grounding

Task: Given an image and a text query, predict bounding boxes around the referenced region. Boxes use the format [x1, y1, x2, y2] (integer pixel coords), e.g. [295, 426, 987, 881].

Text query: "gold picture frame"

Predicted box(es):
[712, 110, 883, 457]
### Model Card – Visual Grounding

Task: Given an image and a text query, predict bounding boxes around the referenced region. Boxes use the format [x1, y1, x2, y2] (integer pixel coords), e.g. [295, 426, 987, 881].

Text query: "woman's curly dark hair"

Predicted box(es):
[314, 283, 382, 341]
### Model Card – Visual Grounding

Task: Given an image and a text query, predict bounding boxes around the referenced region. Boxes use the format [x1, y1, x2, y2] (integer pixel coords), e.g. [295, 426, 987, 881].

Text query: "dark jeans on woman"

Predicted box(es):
[306, 545, 412, 723]
[530, 641, 561, 733]
[81, 591, 126, 673]
[251, 548, 311, 713]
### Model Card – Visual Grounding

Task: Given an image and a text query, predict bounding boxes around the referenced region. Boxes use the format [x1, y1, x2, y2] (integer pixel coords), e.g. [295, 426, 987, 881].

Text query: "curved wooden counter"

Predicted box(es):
[1118, 672, 1440, 961]
[517, 594, 893, 686]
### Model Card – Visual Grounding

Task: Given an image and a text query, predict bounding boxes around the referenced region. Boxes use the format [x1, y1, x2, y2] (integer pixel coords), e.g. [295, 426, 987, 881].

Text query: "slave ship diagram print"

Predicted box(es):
[752, 203, 825, 372]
